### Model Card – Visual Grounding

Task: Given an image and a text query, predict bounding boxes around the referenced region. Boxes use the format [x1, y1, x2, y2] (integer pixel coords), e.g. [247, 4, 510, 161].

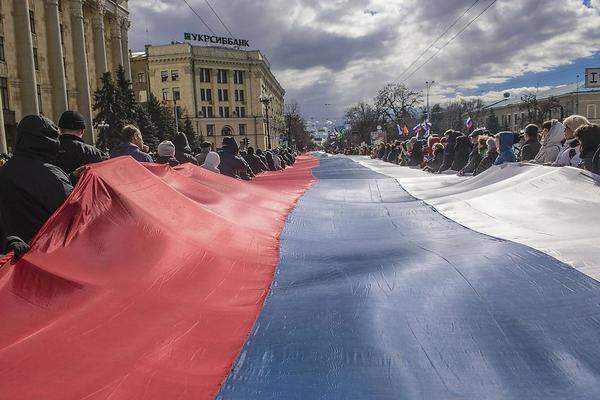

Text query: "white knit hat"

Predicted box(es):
[157, 141, 175, 157]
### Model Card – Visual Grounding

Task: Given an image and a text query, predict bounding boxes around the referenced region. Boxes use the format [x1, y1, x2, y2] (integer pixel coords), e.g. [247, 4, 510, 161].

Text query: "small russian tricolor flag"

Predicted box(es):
[466, 117, 474, 130]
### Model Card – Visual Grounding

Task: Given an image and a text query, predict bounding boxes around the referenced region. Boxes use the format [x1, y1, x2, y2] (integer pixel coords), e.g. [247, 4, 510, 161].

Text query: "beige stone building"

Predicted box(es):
[0, 0, 131, 154]
[131, 43, 286, 150]
[491, 82, 600, 131]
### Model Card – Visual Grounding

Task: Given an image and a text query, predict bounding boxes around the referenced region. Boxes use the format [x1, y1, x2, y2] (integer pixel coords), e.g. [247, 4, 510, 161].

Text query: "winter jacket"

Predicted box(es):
[533, 121, 564, 164]
[154, 155, 180, 167]
[173, 132, 198, 165]
[273, 154, 282, 169]
[217, 138, 250, 180]
[111, 143, 153, 163]
[0, 115, 74, 247]
[438, 131, 461, 172]
[264, 151, 276, 171]
[244, 149, 268, 174]
[424, 147, 444, 172]
[386, 148, 399, 164]
[56, 134, 107, 175]
[520, 139, 541, 162]
[474, 149, 499, 176]
[494, 132, 517, 165]
[202, 152, 220, 174]
[409, 141, 424, 167]
[451, 135, 472, 171]
[377, 147, 386, 159]
[461, 143, 483, 174]
[195, 147, 211, 165]
[553, 138, 581, 167]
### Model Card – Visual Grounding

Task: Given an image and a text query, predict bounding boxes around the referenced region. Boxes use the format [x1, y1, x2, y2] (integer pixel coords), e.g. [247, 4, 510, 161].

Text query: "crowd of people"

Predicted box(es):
[0, 112, 298, 259]
[345, 115, 600, 177]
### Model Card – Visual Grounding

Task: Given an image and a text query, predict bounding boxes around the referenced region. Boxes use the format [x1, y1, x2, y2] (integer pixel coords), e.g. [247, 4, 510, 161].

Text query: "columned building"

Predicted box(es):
[0, 0, 131, 154]
[131, 43, 286, 150]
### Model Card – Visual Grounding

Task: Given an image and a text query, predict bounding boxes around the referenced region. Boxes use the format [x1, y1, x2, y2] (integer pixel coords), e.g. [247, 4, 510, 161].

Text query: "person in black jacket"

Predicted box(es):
[574, 124, 600, 172]
[173, 132, 198, 165]
[218, 137, 250, 180]
[245, 146, 268, 174]
[459, 128, 487, 175]
[255, 148, 272, 170]
[0, 115, 74, 253]
[438, 130, 460, 173]
[55, 110, 107, 175]
[423, 143, 444, 173]
[155, 141, 180, 167]
[520, 124, 541, 162]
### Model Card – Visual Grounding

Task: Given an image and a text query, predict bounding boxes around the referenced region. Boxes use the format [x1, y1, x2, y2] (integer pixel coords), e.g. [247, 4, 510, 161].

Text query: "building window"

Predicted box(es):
[137, 72, 146, 83]
[33, 48, 39, 70]
[234, 70, 244, 85]
[206, 124, 214, 136]
[200, 88, 212, 102]
[171, 70, 179, 81]
[507, 114, 511, 125]
[29, 10, 36, 34]
[161, 70, 169, 82]
[200, 106, 213, 118]
[139, 90, 148, 103]
[162, 88, 169, 101]
[0, 36, 5, 62]
[234, 89, 245, 102]
[1, 77, 10, 110]
[235, 107, 246, 118]
[219, 106, 230, 118]
[60, 24, 65, 47]
[239, 124, 246, 135]
[588, 104, 598, 120]
[218, 88, 229, 102]
[37, 85, 43, 113]
[173, 87, 180, 101]
[199, 68, 211, 83]
[217, 69, 228, 84]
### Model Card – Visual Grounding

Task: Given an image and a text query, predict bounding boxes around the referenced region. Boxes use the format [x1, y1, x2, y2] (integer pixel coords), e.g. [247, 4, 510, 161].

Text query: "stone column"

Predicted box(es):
[13, 0, 39, 116]
[0, 93, 6, 154]
[92, 1, 109, 84]
[120, 19, 132, 81]
[70, 0, 94, 143]
[110, 17, 123, 73]
[45, 0, 68, 121]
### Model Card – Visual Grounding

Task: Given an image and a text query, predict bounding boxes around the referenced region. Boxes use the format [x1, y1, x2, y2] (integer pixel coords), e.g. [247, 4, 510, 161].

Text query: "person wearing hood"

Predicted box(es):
[494, 131, 517, 165]
[255, 148, 272, 170]
[111, 125, 153, 163]
[195, 142, 212, 165]
[532, 120, 564, 164]
[202, 151, 221, 174]
[574, 124, 600, 171]
[520, 124, 541, 162]
[55, 110, 107, 175]
[553, 115, 588, 167]
[474, 136, 498, 176]
[245, 146, 268, 174]
[0, 115, 74, 255]
[451, 134, 472, 171]
[155, 141, 180, 167]
[409, 139, 424, 167]
[423, 143, 444, 173]
[173, 132, 198, 165]
[459, 128, 487, 175]
[438, 130, 460, 173]
[218, 137, 250, 179]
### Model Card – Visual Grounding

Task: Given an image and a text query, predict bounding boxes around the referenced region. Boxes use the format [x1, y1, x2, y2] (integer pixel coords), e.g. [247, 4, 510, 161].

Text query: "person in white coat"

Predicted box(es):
[553, 115, 589, 167]
[532, 120, 564, 164]
[201, 151, 221, 174]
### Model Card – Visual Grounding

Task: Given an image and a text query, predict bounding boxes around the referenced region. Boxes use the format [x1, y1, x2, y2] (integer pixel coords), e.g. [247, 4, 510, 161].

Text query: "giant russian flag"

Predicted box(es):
[2, 154, 600, 399]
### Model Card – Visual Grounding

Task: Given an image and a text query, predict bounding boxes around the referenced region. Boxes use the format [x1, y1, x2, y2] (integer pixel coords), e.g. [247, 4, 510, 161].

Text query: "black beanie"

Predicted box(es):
[58, 110, 86, 130]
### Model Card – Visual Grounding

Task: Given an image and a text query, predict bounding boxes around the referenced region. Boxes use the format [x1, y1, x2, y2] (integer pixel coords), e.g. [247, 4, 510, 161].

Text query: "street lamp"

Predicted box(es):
[425, 81, 435, 118]
[259, 94, 273, 149]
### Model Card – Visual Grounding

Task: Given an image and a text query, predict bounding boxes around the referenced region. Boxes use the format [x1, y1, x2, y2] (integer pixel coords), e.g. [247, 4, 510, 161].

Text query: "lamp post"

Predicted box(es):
[425, 81, 435, 118]
[259, 94, 273, 149]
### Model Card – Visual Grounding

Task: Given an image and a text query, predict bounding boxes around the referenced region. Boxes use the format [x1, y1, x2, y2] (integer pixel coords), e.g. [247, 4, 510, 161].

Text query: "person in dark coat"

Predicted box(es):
[218, 137, 250, 180]
[451, 135, 472, 171]
[474, 136, 499, 176]
[574, 124, 600, 172]
[239, 151, 256, 178]
[55, 110, 107, 175]
[264, 150, 277, 171]
[195, 141, 212, 165]
[0, 115, 74, 253]
[438, 130, 460, 173]
[245, 146, 268, 174]
[155, 141, 180, 167]
[386, 143, 399, 164]
[423, 143, 444, 173]
[173, 132, 198, 165]
[459, 128, 487, 175]
[409, 140, 424, 167]
[255, 148, 272, 170]
[520, 124, 541, 162]
[111, 125, 153, 163]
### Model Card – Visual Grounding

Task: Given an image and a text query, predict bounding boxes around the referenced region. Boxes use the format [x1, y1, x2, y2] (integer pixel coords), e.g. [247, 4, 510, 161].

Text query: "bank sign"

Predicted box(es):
[184, 32, 250, 48]
[585, 68, 600, 88]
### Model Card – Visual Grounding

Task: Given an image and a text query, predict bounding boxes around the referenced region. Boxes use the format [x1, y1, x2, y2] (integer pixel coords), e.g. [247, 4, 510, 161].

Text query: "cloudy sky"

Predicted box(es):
[130, 0, 600, 123]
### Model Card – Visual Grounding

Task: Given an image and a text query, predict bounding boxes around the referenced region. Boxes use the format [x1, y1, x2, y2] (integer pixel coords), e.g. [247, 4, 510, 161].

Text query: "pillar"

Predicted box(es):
[0, 92, 6, 154]
[110, 17, 123, 73]
[70, 0, 94, 143]
[13, 0, 39, 116]
[120, 20, 131, 81]
[92, 3, 109, 84]
[45, 0, 68, 121]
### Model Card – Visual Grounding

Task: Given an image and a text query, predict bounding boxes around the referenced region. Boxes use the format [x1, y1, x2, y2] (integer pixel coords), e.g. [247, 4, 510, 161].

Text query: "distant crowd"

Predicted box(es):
[337, 115, 600, 177]
[0, 112, 299, 259]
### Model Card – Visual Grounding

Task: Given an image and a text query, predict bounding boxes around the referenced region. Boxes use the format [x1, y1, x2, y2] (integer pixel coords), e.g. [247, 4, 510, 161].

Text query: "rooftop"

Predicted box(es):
[490, 82, 600, 109]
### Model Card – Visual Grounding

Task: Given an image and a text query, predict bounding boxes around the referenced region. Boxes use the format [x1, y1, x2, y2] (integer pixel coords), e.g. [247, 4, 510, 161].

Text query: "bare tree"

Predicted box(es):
[345, 101, 382, 145]
[285, 101, 312, 150]
[374, 83, 423, 126]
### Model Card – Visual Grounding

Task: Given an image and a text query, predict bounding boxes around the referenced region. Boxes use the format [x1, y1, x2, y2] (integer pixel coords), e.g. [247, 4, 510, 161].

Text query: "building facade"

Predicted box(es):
[491, 82, 600, 132]
[131, 43, 286, 150]
[0, 0, 131, 154]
